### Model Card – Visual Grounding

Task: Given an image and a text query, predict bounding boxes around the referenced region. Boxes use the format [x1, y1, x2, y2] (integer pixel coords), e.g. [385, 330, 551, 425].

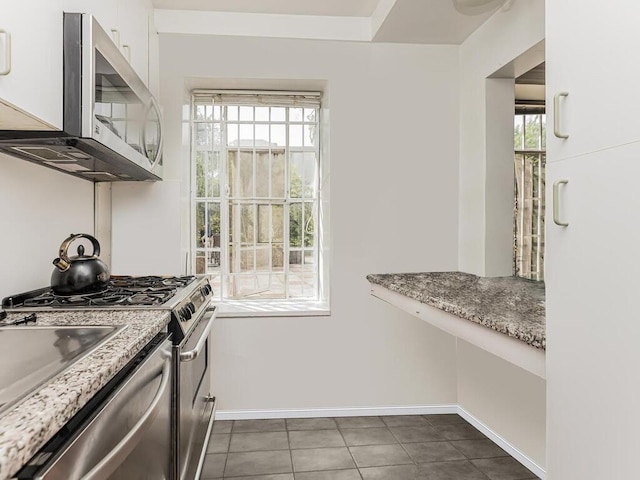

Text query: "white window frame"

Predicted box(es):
[189, 90, 330, 317]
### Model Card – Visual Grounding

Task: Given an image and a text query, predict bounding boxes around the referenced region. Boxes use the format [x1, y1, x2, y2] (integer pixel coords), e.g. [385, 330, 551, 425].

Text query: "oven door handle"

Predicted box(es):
[180, 309, 215, 363]
[80, 360, 171, 480]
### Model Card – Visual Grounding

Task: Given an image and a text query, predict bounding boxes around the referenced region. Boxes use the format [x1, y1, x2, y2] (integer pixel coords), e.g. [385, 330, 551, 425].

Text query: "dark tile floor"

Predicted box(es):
[201, 414, 541, 480]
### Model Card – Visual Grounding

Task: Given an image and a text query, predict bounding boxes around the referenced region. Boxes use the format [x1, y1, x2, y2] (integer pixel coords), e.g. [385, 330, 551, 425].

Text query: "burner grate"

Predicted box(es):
[4, 276, 197, 309]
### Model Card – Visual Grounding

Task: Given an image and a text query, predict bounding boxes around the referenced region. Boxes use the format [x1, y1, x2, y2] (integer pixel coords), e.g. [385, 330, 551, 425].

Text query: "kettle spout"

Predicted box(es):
[53, 257, 70, 272]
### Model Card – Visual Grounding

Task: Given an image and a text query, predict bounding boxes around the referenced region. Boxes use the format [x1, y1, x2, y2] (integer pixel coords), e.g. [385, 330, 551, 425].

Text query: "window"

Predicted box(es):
[513, 109, 545, 281]
[191, 91, 325, 311]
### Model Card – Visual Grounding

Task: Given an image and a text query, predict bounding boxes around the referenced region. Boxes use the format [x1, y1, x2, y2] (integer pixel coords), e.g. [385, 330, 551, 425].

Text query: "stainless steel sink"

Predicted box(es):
[0, 325, 123, 415]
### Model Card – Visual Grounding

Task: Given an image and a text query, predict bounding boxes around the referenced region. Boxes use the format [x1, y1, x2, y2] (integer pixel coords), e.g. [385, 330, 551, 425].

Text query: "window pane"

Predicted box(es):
[258, 204, 270, 243]
[304, 201, 315, 248]
[227, 123, 239, 146]
[229, 150, 254, 198]
[256, 246, 269, 269]
[271, 152, 285, 198]
[289, 203, 302, 247]
[227, 106, 238, 121]
[240, 106, 253, 121]
[240, 204, 255, 244]
[290, 108, 303, 122]
[271, 124, 286, 146]
[255, 124, 269, 145]
[290, 152, 316, 198]
[256, 151, 270, 197]
[272, 204, 284, 243]
[514, 115, 523, 150]
[304, 124, 317, 147]
[304, 108, 316, 123]
[195, 123, 212, 149]
[272, 244, 284, 270]
[255, 107, 269, 122]
[524, 114, 541, 149]
[240, 124, 253, 146]
[289, 125, 303, 147]
[271, 107, 286, 121]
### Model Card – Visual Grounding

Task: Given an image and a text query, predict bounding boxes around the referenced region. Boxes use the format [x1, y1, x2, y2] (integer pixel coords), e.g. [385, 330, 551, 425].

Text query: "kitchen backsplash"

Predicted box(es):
[0, 152, 94, 298]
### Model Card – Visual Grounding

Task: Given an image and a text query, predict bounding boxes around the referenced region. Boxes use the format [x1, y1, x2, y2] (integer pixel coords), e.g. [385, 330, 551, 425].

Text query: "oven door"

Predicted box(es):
[17, 334, 172, 480]
[174, 307, 216, 480]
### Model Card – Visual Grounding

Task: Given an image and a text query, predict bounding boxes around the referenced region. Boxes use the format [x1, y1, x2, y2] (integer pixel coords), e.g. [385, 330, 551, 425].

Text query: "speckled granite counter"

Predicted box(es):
[0, 310, 170, 480]
[367, 272, 545, 350]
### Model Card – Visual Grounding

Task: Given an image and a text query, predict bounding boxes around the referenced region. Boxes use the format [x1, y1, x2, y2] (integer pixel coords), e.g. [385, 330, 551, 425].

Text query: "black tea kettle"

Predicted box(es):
[51, 234, 111, 295]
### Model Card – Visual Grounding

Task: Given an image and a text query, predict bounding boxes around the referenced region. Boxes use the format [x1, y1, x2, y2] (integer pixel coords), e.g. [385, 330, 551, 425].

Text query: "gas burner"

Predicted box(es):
[3, 276, 199, 309]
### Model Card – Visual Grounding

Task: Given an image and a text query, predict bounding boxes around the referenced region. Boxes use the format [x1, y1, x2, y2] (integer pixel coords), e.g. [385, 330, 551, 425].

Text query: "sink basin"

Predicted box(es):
[0, 325, 123, 415]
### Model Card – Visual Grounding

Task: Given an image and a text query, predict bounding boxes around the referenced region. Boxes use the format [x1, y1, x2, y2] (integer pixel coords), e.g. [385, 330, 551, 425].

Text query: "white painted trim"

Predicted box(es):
[214, 404, 458, 420]
[458, 406, 546, 480]
[370, 284, 546, 379]
[155, 9, 372, 42]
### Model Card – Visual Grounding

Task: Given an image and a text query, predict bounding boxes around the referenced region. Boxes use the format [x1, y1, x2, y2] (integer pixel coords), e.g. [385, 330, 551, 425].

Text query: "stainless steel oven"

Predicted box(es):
[174, 307, 216, 480]
[3, 275, 217, 480]
[16, 334, 173, 480]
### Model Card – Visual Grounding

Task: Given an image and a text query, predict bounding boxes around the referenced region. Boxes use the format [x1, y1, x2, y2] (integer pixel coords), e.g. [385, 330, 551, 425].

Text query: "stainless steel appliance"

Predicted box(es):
[0, 325, 121, 416]
[15, 333, 173, 480]
[0, 13, 163, 182]
[3, 275, 216, 480]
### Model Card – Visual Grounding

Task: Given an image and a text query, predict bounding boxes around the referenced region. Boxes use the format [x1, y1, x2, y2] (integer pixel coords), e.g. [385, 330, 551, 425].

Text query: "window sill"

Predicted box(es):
[213, 299, 331, 318]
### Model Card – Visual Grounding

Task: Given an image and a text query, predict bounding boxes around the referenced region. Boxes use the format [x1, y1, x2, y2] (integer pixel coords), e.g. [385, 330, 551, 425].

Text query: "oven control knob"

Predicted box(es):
[187, 302, 196, 314]
[181, 306, 192, 321]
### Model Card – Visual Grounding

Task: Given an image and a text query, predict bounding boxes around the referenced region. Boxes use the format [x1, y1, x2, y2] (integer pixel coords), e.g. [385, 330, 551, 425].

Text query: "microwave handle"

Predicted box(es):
[80, 360, 171, 480]
[142, 96, 163, 170]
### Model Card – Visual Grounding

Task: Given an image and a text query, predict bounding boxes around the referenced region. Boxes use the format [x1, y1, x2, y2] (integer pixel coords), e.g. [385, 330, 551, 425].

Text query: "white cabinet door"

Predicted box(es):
[0, 0, 64, 129]
[63, 0, 118, 35]
[546, 141, 640, 479]
[117, 0, 149, 85]
[64, 0, 149, 85]
[546, 0, 640, 163]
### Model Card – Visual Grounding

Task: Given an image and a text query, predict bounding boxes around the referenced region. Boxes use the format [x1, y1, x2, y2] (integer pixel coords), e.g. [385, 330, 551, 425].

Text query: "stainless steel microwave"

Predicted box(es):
[0, 13, 162, 182]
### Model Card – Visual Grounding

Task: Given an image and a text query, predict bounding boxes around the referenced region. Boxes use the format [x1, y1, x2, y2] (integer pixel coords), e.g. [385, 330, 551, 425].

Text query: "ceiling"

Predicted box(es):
[152, 0, 381, 17]
[152, 0, 503, 45]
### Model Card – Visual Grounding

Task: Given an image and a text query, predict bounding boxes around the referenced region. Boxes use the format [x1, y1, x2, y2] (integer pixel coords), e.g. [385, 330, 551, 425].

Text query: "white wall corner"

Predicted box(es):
[458, 406, 546, 479]
[370, 0, 397, 40]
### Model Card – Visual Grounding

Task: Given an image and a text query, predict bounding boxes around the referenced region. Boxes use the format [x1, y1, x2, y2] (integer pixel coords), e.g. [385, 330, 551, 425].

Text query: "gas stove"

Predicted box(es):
[1, 275, 214, 344]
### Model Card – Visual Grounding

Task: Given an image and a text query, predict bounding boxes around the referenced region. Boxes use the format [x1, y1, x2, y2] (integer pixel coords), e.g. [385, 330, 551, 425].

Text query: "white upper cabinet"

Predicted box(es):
[116, 0, 150, 86]
[546, 0, 640, 163]
[0, 0, 64, 129]
[64, 0, 149, 85]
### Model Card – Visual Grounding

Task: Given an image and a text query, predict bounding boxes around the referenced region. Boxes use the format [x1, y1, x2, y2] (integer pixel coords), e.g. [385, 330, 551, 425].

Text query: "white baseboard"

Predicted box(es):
[214, 404, 458, 420]
[215, 404, 546, 480]
[457, 406, 546, 480]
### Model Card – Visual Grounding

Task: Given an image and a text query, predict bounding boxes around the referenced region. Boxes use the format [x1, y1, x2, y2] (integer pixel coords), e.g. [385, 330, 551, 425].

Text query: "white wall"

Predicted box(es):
[457, 0, 547, 469]
[0, 152, 94, 298]
[457, 341, 546, 469]
[458, 0, 545, 276]
[159, 34, 461, 411]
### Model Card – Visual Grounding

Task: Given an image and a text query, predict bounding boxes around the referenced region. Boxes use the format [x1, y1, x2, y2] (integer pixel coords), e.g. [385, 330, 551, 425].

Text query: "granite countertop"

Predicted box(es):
[367, 272, 545, 350]
[0, 310, 170, 480]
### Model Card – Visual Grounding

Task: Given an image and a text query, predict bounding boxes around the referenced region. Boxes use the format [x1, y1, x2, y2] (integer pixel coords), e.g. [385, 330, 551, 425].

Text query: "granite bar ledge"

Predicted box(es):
[367, 272, 546, 378]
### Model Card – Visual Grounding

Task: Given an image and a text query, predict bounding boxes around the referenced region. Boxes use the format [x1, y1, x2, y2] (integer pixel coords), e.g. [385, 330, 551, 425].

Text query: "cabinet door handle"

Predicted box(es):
[122, 45, 131, 63]
[553, 92, 569, 139]
[553, 179, 569, 226]
[0, 29, 12, 76]
[110, 29, 120, 47]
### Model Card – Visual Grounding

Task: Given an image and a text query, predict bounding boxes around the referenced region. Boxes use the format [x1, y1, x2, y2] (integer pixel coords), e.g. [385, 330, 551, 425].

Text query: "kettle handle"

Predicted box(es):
[53, 234, 101, 272]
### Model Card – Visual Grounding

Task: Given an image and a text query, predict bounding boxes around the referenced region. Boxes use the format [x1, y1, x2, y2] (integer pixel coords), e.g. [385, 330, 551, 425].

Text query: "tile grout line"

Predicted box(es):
[336, 417, 365, 480]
